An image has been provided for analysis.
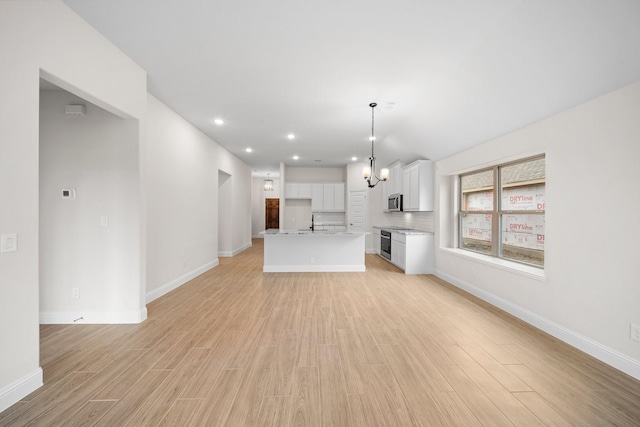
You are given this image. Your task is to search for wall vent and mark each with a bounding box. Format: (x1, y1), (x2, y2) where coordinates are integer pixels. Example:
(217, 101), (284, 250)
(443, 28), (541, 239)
(65, 104), (86, 116)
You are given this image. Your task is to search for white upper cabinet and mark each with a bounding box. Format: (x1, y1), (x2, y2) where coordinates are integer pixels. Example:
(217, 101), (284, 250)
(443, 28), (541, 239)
(323, 183), (335, 209)
(285, 182), (299, 198)
(388, 161), (404, 195)
(298, 183), (312, 198)
(287, 182), (344, 211)
(285, 182), (313, 199)
(311, 183), (324, 211)
(320, 183), (344, 211)
(401, 160), (434, 211)
(333, 183), (345, 211)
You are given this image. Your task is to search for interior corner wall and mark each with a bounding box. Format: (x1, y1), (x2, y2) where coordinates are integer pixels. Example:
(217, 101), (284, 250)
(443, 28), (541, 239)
(39, 90), (140, 323)
(0, 0), (147, 412)
(434, 80), (640, 379)
(218, 170), (233, 255)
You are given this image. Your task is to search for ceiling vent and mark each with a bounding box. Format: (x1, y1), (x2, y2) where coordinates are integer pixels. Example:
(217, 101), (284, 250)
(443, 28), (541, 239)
(65, 104), (86, 116)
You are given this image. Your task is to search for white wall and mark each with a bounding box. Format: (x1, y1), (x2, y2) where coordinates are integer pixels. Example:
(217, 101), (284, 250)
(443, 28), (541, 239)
(1, 1), (253, 411)
(145, 94), (252, 300)
(284, 200), (313, 230)
(435, 80), (640, 379)
(145, 94), (218, 300)
(39, 90), (140, 323)
(0, 0), (147, 412)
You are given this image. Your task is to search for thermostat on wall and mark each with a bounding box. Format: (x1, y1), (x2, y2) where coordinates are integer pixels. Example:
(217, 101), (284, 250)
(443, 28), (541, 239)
(62, 188), (76, 199)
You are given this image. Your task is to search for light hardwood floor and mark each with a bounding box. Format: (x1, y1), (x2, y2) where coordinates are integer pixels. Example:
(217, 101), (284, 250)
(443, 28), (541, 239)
(2, 239), (640, 426)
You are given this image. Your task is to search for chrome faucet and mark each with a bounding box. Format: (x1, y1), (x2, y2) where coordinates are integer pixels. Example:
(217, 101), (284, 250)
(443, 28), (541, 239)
(311, 214), (315, 232)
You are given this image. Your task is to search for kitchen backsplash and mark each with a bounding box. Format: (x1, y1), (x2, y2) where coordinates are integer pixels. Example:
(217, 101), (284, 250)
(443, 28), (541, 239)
(384, 211), (434, 232)
(315, 211), (345, 225)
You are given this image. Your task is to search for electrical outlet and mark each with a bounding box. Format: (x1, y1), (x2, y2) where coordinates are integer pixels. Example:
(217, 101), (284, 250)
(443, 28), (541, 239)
(631, 324), (640, 342)
(72, 288), (80, 298)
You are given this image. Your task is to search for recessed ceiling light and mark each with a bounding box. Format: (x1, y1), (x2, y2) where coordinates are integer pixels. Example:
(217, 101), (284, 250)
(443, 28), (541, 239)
(351, 156), (358, 161)
(214, 118), (224, 125)
(245, 148), (253, 153)
(293, 155), (299, 160)
(287, 133), (295, 140)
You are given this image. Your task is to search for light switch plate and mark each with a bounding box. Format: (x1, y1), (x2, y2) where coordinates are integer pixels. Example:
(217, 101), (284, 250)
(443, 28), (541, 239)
(1, 234), (18, 253)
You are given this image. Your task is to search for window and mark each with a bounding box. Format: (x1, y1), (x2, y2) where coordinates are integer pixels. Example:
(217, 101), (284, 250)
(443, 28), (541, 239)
(460, 156), (545, 267)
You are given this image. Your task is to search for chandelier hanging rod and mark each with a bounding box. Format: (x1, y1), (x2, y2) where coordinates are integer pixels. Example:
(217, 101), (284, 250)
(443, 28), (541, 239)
(363, 102), (389, 188)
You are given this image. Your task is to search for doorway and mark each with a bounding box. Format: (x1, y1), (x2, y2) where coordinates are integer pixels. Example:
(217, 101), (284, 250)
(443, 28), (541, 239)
(39, 79), (140, 323)
(218, 170), (232, 256)
(265, 198), (279, 230)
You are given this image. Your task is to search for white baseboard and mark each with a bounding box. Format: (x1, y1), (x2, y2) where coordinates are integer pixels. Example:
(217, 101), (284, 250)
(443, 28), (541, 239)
(0, 368), (43, 413)
(435, 269), (640, 381)
(219, 241), (252, 258)
(40, 307), (147, 324)
(252, 234), (264, 239)
(146, 259), (219, 304)
(263, 265), (366, 273)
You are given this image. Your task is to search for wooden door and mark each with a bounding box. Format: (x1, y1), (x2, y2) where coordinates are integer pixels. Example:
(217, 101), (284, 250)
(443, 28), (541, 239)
(265, 198), (279, 230)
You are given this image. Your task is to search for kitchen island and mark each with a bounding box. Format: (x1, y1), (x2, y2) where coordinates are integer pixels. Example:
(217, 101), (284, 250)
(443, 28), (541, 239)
(262, 229), (366, 272)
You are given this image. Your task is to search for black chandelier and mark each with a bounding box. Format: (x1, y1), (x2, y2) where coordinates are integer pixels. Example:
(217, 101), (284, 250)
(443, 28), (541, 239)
(362, 102), (389, 188)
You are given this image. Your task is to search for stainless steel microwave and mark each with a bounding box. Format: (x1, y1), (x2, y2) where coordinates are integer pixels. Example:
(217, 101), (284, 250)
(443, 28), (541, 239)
(388, 193), (403, 211)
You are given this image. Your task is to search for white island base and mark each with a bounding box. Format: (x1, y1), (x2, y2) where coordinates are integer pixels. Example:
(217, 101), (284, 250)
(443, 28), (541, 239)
(262, 229), (366, 272)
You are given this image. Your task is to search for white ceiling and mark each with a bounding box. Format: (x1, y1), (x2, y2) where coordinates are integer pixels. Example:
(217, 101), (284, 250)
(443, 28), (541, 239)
(62, 0), (640, 175)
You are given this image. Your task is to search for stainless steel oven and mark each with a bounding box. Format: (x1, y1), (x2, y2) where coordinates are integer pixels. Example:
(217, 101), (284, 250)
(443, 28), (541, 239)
(380, 230), (391, 260)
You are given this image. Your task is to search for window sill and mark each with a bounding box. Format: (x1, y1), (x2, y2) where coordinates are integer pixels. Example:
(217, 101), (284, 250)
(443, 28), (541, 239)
(439, 247), (546, 282)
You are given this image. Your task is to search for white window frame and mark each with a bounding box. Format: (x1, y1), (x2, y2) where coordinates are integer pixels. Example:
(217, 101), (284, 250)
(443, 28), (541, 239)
(458, 155), (545, 268)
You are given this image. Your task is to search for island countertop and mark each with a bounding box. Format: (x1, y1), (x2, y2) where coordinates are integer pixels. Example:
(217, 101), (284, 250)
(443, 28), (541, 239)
(262, 229), (366, 272)
(261, 228), (364, 236)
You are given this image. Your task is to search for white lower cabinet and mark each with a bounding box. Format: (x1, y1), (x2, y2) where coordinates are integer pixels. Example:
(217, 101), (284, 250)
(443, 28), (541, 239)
(391, 237), (399, 266)
(390, 232), (433, 274)
(372, 228), (381, 254)
(398, 241), (406, 270)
